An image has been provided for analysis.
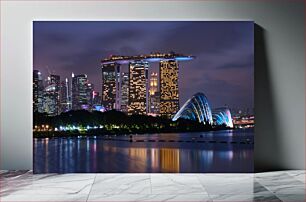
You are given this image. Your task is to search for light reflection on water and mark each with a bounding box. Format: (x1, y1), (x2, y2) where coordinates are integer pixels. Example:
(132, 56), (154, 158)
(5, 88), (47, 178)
(34, 129), (254, 173)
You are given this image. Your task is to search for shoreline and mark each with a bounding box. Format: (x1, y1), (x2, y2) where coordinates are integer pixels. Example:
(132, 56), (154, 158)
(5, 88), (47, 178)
(32, 127), (251, 138)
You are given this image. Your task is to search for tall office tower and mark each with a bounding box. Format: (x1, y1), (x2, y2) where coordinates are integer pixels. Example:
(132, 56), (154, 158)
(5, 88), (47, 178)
(33, 70), (44, 113)
(159, 60), (179, 118)
(120, 72), (129, 113)
(148, 72), (160, 115)
(72, 74), (89, 110)
(59, 78), (69, 113)
(149, 72), (158, 95)
(86, 83), (94, 110)
(43, 74), (61, 116)
(43, 91), (57, 116)
(50, 74), (61, 114)
(70, 73), (74, 110)
(101, 63), (120, 110)
(65, 78), (72, 111)
(128, 61), (149, 115)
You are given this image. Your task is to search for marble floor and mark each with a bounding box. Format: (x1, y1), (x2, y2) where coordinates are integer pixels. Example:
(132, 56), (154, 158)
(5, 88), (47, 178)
(0, 170), (305, 202)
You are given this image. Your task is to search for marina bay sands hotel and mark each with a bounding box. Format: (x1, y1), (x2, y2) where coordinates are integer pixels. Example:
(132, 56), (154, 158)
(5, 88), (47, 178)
(101, 52), (194, 118)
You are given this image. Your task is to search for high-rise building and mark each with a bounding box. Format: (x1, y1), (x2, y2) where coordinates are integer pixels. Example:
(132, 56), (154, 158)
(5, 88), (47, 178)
(86, 83), (94, 110)
(70, 73), (74, 110)
(33, 70), (44, 113)
(101, 63), (119, 110)
(159, 60), (179, 118)
(148, 72), (160, 115)
(50, 75), (61, 114)
(66, 77), (72, 111)
(149, 72), (158, 95)
(59, 78), (69, 113)
(72, 74), (89, 110)
(43, 91), (58, 116)
(128, 61), (149, 115)
(43, 74), (61, 116)
(101, 52), (194, 116)
(120, 72), (129, 113)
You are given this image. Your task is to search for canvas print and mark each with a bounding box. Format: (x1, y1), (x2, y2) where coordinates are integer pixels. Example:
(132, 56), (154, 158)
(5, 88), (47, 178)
(33, 21), (254, 173)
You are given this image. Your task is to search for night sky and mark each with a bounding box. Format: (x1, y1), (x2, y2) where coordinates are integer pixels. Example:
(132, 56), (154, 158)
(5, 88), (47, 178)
(33, 21), (254, 110)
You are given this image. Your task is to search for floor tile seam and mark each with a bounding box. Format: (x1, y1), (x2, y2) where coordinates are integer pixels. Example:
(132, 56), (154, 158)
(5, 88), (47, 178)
(149, 174), (153, 195)
(86, 174), (97, 202)
(254, 176), (305, 187)
(254, 180), (306, 196)
(193, 175), (211, 199)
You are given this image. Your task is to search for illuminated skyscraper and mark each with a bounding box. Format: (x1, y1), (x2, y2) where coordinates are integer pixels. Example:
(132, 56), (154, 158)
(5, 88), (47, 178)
(101, 52), (194, 115)
(70, 73), (74, 110)
(59, 78), (69, 113)
(148, 72), (160, 115)
(128, 61), (149, 115)
(49, 74), (60, 115)
(43, 74), (60, 116)
(101, 63), (119, 110)
(43, 91), (57, 116)
(159, 60), (179, 118)
(120, 72), (129, 113)
(33, 70), (44, 113)
(72, 74), (89, 110)
(149, 72), (158, 95)
(86, 83), (94, 110)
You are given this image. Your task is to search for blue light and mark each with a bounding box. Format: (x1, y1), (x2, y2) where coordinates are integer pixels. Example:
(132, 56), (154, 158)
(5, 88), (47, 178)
(94, 105), (102, 111)
(116, 60), (131, 65)
(175, 57), (194, 61)
(101, 54), (194, 65)
(146, 58), (163, 62)
(81, 104), (89, 110)
(94, 105), (105, 112)
(173, 92), (213, 125)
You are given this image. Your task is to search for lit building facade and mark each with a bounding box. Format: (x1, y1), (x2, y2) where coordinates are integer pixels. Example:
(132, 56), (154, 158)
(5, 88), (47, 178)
(43, 74), (61, 116)
(33, 70), (44, 113)
(86, 83), (94, 110)
(101, 52), (194, 117)
(101, 63), (119, 110)
(43, 87), (58, 116)
(148, 72), (160, 115)
(120, 72), (129, 113)
(72, 74), (89, 110)
(59, 79), (70, 113)
(159, 60), (179, 118)
(128, 61), (149, 115)
(149, 72), (158, 95)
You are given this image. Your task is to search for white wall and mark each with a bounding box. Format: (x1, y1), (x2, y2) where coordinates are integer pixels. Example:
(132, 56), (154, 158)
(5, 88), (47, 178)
(1, 0), (304, 170)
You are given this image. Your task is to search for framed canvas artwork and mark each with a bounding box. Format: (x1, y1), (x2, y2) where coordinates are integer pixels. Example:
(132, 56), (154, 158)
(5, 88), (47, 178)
(33, 21), (254, 173)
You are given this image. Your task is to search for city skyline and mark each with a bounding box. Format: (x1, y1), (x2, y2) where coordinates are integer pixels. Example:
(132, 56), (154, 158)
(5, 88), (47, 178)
(33, 66), (253, 117)
(33, 52), (193, 117)
(34, 21), (254, 110)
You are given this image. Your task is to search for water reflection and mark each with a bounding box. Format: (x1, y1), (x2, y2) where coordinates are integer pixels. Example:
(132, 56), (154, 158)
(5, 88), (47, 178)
(34, 129), (254, 173)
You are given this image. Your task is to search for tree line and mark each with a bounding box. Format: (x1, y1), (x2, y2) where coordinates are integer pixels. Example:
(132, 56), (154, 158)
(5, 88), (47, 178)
(33, 110), (230, 138)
